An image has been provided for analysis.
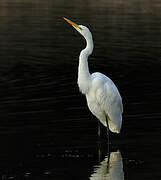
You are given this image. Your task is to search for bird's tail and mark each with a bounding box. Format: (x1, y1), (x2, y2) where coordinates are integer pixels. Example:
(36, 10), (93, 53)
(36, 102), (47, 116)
(108, 117), (122, 134)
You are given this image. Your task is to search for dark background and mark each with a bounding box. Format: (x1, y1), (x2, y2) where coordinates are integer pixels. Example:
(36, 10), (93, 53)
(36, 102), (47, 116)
(0, 0), (161, 179)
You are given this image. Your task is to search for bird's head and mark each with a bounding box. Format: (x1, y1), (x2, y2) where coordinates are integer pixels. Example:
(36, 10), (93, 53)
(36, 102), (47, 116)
(64, 17), (92, 40)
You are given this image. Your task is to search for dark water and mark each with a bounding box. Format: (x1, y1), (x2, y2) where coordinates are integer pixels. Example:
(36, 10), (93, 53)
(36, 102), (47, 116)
(0, 0), (161, 179)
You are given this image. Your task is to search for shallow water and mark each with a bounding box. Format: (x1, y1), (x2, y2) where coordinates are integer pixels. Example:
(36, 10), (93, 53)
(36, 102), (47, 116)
(0, 0), (161, 179)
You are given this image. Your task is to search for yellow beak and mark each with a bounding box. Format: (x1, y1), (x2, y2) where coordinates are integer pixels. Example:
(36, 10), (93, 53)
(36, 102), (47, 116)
(63, 17), (82, 30)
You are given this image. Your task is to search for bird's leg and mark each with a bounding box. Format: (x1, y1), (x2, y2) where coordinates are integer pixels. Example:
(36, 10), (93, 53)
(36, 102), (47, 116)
(97, 121), (102, 163)
(98, 146), (101, 163)
(107, 151), (111, 170)
(98, 121), (101, 138)
(106, 117), (110, 167)
(106, 119), (110, 143)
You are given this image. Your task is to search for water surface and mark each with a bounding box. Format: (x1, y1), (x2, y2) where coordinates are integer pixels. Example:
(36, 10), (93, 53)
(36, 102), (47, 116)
(0, 0), (161, 179)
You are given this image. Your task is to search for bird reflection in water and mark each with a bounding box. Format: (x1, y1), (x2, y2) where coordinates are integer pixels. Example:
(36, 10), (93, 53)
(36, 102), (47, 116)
(90, 151), (124, 180)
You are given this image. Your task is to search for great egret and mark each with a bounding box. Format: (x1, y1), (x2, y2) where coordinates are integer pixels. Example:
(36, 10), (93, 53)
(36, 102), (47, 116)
(64, 17), (123, 140)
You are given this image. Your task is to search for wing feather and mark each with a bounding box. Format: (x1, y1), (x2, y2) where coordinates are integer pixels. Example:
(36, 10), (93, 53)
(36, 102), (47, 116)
(93, 73), (123, 133)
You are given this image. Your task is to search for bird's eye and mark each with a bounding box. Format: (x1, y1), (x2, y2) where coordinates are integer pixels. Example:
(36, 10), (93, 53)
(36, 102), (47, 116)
(79, 26), (83, 31)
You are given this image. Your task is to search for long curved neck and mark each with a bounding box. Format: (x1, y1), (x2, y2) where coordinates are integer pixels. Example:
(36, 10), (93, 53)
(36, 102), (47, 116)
(77, 33), (93, 94)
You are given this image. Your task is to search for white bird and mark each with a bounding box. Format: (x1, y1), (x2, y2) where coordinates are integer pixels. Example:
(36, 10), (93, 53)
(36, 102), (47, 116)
(64, 17), (123, 138)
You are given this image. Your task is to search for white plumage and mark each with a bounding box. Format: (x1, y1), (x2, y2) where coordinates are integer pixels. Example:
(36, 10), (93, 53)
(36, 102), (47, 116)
(86, 72), (123, 133)
(64, 18), (123, 134)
